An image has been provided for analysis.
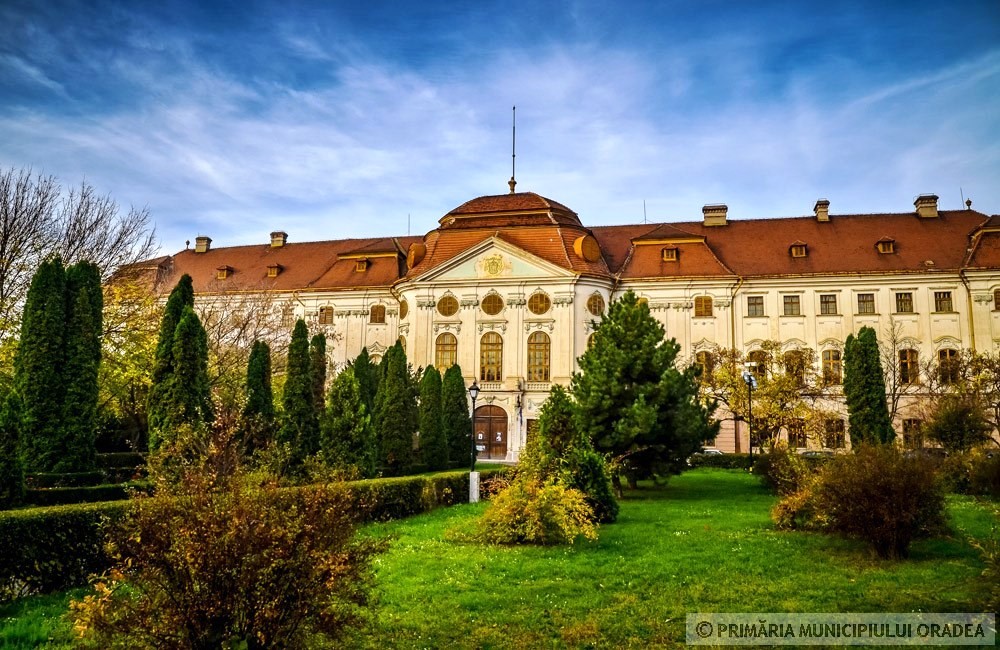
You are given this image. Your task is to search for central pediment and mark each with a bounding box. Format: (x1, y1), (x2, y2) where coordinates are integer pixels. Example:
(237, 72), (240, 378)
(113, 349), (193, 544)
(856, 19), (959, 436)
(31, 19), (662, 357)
(408, 236), (576, 283)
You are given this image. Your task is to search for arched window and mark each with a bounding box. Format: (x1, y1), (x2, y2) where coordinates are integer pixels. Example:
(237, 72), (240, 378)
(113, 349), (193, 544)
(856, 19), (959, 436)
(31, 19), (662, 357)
(527, 292), (551, 315)
(695, 350), (715, 381)
(398, 335), (406, 350)
(587, 333), (596, 349)
(526, 332), (551, 382)
(435, 333), (457, 370)
(481, 293), (504, 315)
(747, 350), (767, 381)
(899, 349), (919, 384)
(369, 304), (386, 324)
(437, 295), (459, 317)
(480, 332), (503, 381)
(822, 350), (842, 385)
(694, 296), (713, 318)
(587, 293), (605, 316)
(938, 348), (959, 384)
(783, 350), (806, 387)
(399, 299), (409, 320)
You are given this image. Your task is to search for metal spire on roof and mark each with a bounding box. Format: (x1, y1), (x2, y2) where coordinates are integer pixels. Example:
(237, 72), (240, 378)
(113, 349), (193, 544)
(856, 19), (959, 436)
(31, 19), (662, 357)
(508, 106), (517, 194)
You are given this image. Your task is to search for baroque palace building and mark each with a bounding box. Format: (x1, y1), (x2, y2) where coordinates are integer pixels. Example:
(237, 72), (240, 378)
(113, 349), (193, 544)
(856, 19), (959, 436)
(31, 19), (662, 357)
(142, 188), (1000, 460)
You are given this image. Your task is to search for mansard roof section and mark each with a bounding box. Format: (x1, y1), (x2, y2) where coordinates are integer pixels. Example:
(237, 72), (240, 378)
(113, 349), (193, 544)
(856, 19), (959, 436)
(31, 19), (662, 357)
(620, 225), (736, 279)
(403, 225), (611, 280)
(153, 236), (420, 295)
(965, 215), (1000, 270)
(439, 192), (583, 229)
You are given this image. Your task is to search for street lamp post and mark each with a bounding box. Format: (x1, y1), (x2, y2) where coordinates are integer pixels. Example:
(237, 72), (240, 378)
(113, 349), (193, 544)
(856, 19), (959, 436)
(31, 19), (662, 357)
(468, 380), (480, 503)
(742, 364), (757, 466)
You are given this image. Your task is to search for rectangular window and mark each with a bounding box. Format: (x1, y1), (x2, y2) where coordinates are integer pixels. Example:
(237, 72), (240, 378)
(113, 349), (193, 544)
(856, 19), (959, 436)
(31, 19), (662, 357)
(694, 296), (713, 318)
(857, 293), (875, 314)
(783, 295), (801, 316)
(823, 419), (845, 449)
(934, 291), (953, 312)
(899, 349), (919, 384)
(746, 296), (764, 317)
(902, 419), (923, 449)
(895, 292), (914, 313)
(994, 289), (1000, 310)
(820, 294), (837, 315)
(787, 420), (807, 448)
(318, 306), (334, 325)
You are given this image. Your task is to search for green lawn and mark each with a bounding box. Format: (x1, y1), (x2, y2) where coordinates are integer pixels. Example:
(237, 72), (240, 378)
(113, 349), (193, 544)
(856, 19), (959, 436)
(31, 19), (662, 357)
(2, 469), (995, 649)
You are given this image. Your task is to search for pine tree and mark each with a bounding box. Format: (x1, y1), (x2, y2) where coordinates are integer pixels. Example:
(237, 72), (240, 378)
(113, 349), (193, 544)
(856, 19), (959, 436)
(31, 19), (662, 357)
(242, 340), (275, 455)
(319, 366), (375, 477)
(572, 290), (717, 492)
(351, 348), (379, 418)
(60, 261), (103, 472)
(374, 342), (417, 476)
(280, 320), (318, 466)
(441, 364), (472, 469)
(14, 257), (67, 472)
(158, 306), (214, 439)
(0, 393), (24, 507)
(843, 326), (895, 446)
(309, 334), (327, 413)
(418, 366), (447, 470)
(148, 275), (194, 447)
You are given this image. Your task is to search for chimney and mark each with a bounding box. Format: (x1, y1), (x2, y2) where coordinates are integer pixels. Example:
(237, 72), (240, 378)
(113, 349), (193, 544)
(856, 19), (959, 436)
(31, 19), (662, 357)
(194, 236), (212, 253)
(914, 194), (939, 218)
(702, 204), (728, 227)
(270, 231), (288, 248)
(814, 199), (830, 222)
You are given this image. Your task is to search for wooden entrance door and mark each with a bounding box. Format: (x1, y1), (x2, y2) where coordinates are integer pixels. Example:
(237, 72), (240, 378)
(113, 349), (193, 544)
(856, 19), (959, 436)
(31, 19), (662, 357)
(474, 405), (508, 460)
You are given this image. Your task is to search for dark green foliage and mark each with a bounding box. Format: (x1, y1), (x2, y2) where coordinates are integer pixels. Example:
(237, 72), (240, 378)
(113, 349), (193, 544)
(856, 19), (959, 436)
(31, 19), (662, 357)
(24, 482), (148, 507)
(418, 366), (448, 471)
(26, 471), (105, 488)
(14, 257), (67, 472)
(309, 333), (327, 412)
(147, 275), (194, 442)
(843, 327), (895, 446)
(0, 395), (24, 507)
(521, 386), (618, 523)
(441, 364), (472, 468)
(923, 394), (992, 453)
(374, 342), (417, 476)
(60, 261), (103, 472)
(813, 445), (947, 559)
(157, 306), (213, 438)
(572, 290), (717, 489)
(686, 453), (753, 469)
(320, 367), (376, 477)
(351, 348), (379, 418)
(0, 500), (130, 602)
(242, 340), (275, 455)
(280, 320), (318, 467)
(752, 443), (812, 496)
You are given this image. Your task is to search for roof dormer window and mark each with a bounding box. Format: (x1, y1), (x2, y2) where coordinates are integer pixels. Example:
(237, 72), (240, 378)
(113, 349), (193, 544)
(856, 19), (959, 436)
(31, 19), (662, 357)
(789, 243), (808, 258)
(661, 246), (678, 262)
(355, 259), (369, 272)
(216, 265), (233, 280)
(267, 264), (282, 278)
(876, 238), (895, 254)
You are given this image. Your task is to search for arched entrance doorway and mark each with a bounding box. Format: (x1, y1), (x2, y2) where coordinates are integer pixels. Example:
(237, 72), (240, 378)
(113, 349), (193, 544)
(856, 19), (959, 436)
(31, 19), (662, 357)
(474, 405), (508, 460)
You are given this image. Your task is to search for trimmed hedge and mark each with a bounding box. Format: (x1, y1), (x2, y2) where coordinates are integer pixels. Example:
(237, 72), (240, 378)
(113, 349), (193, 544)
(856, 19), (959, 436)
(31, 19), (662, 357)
(96, 452), (145, 469)
(25, 482), (152, 507)
(26, 471), (105, 488)
(687, 453), (753, 469)
(0, 468), (505, 602)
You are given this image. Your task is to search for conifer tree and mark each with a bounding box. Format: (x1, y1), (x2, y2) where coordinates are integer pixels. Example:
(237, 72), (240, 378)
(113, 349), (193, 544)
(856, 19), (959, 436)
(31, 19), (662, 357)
(572, 290), (717, 493)
(374, 342), (417, 475)
(0, 393), (24, 507)
(14, 257), (67, 472)
(319, 366), (375, 477)
(158, 306), (213, 439)
(60, 261), (103, 471)
(418, 366), (447, 470)
(280, 320), (318, 466)
(351, 348), (379, 418)
(309, 334), (327, 413)
(441, 364), (472, 469)
(242, 340), (275, 455)
(843, 326), (895, 446)
(148, 275), (194, 446)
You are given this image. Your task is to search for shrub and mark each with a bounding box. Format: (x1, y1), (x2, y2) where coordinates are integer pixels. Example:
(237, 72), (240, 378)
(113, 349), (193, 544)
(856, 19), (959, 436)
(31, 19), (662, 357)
(687, 453), (752, 469)
(26, 471), (105, 488)
(939, 449), (1000, 497)
(812, 444), (947, 559)
(72, 474), (385, 649)
(474, 479), (597, 545)
(25, 483), (150, 507)
(753, 443), (810, 496)
(969, 451), (1000, 498)
(966, 503), (1000, 616)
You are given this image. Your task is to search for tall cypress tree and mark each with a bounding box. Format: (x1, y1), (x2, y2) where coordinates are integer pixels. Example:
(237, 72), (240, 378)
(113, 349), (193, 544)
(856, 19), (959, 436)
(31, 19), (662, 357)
(280, 320), (318, 466)
(309, 334), (327, 413)
(844, 326), (895, 446)
(418, 366), (447, 470)
(441, 364), (472, 469)
(351, 348), (378, 418)
(374, 342), (417, 475)
(14, 257), (67, 472)
(60, 261), (103, 472)
(319, 366), (375, 477)
(243, 340), (275, 455)
(148, 275), (195, 446)
(158, 306), (214, 439)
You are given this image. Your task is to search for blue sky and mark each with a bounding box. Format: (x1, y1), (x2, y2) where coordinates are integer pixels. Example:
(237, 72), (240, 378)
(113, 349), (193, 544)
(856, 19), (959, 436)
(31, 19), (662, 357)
(2, 0), (998, 254)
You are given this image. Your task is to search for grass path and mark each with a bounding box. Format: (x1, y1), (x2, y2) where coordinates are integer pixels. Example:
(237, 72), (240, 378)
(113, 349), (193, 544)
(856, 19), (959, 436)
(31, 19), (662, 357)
(2, 469), (994, 649)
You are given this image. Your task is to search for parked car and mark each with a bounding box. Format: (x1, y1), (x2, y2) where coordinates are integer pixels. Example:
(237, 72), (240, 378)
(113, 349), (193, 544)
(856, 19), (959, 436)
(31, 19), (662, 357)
(799, 449), (837, 459)
(903, 447), (949, 462)
(687, 448), (724, 466)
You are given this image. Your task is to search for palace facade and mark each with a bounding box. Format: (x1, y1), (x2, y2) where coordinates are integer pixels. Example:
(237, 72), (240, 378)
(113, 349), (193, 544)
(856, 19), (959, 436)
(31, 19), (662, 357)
(143, 189), (1000, 460)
